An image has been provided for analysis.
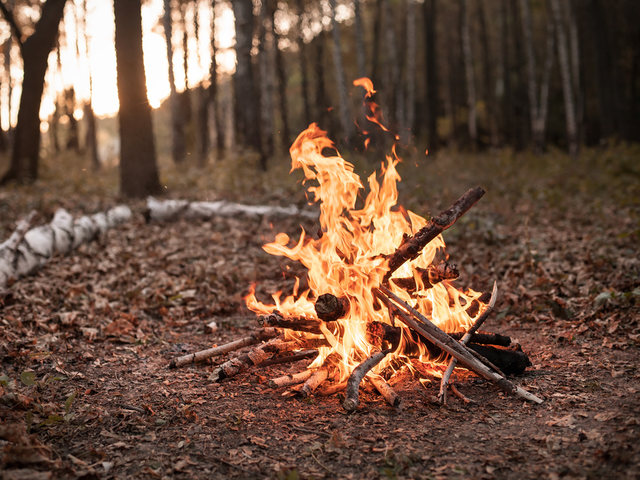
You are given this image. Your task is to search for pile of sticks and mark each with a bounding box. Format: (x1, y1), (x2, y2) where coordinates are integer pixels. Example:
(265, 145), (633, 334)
(169, 187), (543, 409)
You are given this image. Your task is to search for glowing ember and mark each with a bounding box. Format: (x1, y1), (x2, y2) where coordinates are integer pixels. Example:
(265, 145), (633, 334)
(245, 79), (485, 386)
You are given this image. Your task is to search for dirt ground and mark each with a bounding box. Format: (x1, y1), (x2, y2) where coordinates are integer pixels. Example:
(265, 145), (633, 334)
(1, 148), (639, 479)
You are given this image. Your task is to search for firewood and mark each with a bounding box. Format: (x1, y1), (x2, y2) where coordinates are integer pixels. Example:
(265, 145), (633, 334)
(168, 328), (278, 368)
(299, 368), (329, 397)
(269, 369), (314, 388)
(369, 376), (401, 408)
(383, 187), (485, 282)
(375, 286), (543, 404)
(343, 350), (389, 411)
(257, 311), (336, 334)
(258, 349), (318, 367)
(314, 293), (350, 321)
(440, 282), (497, 404)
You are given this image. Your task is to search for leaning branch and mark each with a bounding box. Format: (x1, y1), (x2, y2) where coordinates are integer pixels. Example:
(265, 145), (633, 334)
(384, 187), (485, 281)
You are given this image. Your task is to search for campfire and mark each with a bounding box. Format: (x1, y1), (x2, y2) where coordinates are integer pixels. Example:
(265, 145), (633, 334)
(170, 79), (542, 409)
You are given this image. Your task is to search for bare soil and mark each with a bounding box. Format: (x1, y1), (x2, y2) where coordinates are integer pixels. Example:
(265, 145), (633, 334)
(1, 148), (639, 479)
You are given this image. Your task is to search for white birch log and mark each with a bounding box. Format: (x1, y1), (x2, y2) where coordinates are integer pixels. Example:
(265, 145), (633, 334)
(0, 206), (131, 288)
(145, 197), (317, 222)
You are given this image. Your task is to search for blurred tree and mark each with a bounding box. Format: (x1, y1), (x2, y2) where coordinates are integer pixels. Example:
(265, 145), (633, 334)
(460, 0), (477, 148)
(477, 1), (498, 147)
(257, 0), (274, 157)
(163, 0), (186, 163)
(403, 0), (416, 143)
(209, 0), (223, 154)
(520, 0), (554, 152)
(353, 0), (366, 79)
(113, 0), (161, 197)
(0, 0), (67, 184)
(423, 0), (438, 152)
(328, 0), (354, 143)
(81, 0), (99, 170)
(232, 0), (264, 167)
(294, 0), (311, 126)
(270, 0), (290, 148)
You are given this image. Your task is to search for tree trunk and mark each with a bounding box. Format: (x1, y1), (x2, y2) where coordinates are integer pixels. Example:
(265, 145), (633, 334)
(423, 0), (438, 152)
(64, 87), (80, 151)
(114, 0), (162, 197)
(270, 0), (290, 149)
(257, 0), (274, 157)
(460, 0), (477, 148)
(163, 0), (186, 163)
(370, 0), (383, 86)
(81, 0), (99, 170)
(232, 0), (264, 167)
(1, 0), (67, 184)
(180, 1), (192, 125)
(478, 1), (499, 147)
(192, 1), (208, 167)
(209, 0), (224, 155)
(294, 0), (311, 126)
(499, 0), (514, 147)
(403, 0), (416, 143)
(383, 0), (402, 132)
(566, 0), (583, 144)
(328, 0), (354, 144)
(353, 0), (366, 78)
(550, 0), (578, 157)
(3, 37), (12, 136)
(314, 31), (330, 131)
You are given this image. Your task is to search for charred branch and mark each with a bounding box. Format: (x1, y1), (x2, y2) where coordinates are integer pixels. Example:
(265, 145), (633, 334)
(343, 350), (389, 411)
(299, 368), (329, 397)
(269, 369), (314, 388)
(383, 187), (485, 281)
(369, 376), (401, 407)
(390, 262), (459, 292)
(257, 311), (336, 335)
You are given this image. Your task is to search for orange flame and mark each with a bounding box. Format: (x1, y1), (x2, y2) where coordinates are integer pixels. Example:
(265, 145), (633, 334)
(246, 81), (482, 382)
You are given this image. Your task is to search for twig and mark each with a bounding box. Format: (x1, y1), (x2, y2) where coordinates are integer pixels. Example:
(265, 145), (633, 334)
(369, 376), (401, 408)
(375, 286), (543, 404)
(168, 328), (278, 368)
(343, 350), (389, 411)
(439, 282), (497, 404)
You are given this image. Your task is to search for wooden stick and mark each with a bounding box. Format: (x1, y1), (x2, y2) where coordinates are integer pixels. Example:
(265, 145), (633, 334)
(317, 381), (348, 396)
(269, 369), (314, 388)
(299, 368), (329, 397)
(168, 328), (278, 368)
(258, 311), (336, 334)
(258, 349), (318, 368)
(375, 286), (543, 404)
(390, 262), (459, 292)
(450, 384), (474, 404)
(384, 187), (485, 281)
(343, 350), (389, 411)
(369, 376), (401, 408)
(439, 282), (497, 404)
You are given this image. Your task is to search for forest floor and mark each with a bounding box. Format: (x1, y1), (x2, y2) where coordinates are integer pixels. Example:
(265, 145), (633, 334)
(1, 145), (639, 479)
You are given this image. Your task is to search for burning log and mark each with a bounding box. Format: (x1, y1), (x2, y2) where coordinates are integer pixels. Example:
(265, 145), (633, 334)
(376, 286), (543, 404)
(383, 187), (485, 282)
(168, 328), (278, 368)
(257, 311), (337, 334)
(258, 349), (318, 367)
(314, 293), (350, 321)
(343, 350), (390, 411)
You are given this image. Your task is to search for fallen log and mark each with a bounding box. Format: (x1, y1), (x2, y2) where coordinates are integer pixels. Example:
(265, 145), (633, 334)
(145, 197), (317, 222)
(0, 206), (131, 289)
(384, 187), (485, 282)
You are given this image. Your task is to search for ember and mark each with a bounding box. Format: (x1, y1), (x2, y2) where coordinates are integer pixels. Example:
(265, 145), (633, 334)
(170, 79), (542, 409)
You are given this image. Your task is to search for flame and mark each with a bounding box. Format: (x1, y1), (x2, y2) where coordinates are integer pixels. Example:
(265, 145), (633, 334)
(246, 79), (482, 383)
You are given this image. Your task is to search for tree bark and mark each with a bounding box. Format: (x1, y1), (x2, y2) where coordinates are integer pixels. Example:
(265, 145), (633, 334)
(550, 0), (578, 157)
(460, 0), (477, 148)
(114, 0), (162, 197)
(403, 0), (416, 143)
(294, 0), (311, 126)
(353, 0), (366, 78)
(270, 0), (290, 149)
(423, 0), (438, 152)
(209, 0), (224, 154)
(257, 0), (275, 158)
(232, 0), (264, 167)
(163, 0), (186, 163)
(81, 0), (99, 170)
(0, 0), (67, 184)
(478, 1), (499, 147)
(313, 31), (330, 131)
(328, 0), (354, 144)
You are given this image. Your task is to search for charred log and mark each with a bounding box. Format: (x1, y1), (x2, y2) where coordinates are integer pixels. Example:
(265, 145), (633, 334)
(315, 293), (350, 321)
(390, 261), (459, 292)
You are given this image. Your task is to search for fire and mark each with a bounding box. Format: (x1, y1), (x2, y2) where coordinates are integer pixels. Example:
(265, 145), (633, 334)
(245, 79), (483, 385)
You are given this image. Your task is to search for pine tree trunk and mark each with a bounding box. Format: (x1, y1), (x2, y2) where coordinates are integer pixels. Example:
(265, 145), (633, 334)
(478, 1), (499, 147)
(403, 0), (416, 143)
(64, 87), (80, 151)
(383, 0), (402, 132)
(371, 0), (383, 86)
(423, 0), (438, 152)
(328, 0), (354, 143)
(209, 0), (224, 155)
(3, 37), (12, 136)
(500, 0), (514, 147)
(1, 0), (67, 184)
(180, 1), (192, 124)
(460, 0), (477, 148)
(353, 0), (366, 78)
(114, 0), (161, 197)
(550, 0), (578, 157)
(314, 31), (330, 131)
(232, 0), (264, 167)
(270, 0), (290, 148)
(294, 0), (311, 126)
(163, 0), (186, 163)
